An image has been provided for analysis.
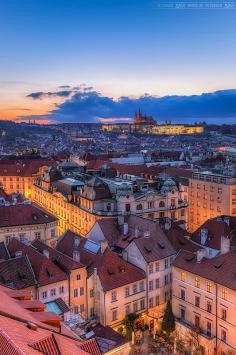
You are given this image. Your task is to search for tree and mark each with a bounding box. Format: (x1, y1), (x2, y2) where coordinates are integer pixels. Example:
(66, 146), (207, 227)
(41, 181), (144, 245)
(123, 312), (139, 341)
(161, 300), (175, 334)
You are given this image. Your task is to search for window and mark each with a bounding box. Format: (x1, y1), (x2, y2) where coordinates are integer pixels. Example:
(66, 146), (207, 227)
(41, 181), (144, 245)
(149, 297), (153, 308)
(139, 281), (144, 292)
(149, 280), (153, 291)
(51, 229), (56, 238)
(149, 264), (153, 274)
(41, 291), (47, 299)
(222, 288), (227, 300)
(180, 289), (185, 300)
(195, 315), (200, 328)
(136, 203), (142, 211)
(90, 289), (94, 298)
(156, 278), (160, 289)
(148, 201), (154, 209)
(76, 274), (81, 280)
(133, 284), (137, 294)
(74, 289), (78, 298)
(156, 295), (160, 306)
(207, 322), (212, 337)
(125, 286), (130, 297)
(80, 287), (84, 296)
(112, 310), (118, 321)
(207, 301), (212, 313)
(80, 304), (85, 313)
(35, 232), (41, 240)
(74, 306), (79, 314)
(195, 296), (200, 307)
(164, 274), (169, 286)
(140, 299), (145, 310)
(159, 201), (165, 208)
(180, 308), (185, 320)
(195, 277), (200, 288)
(19, 233), (26, 241)
(221, 329), (227, 343)
(59, 286), (64, 294)
(111, 291), (117, 302)
(155, 262), (160, 272)
(90, 308), (95, 317)
(164, 259), (169, 269)
(125, 305), (130, 315)
(207, 282), (212, 293)
(133, 302), (138, 312)
(50, 288), (56, 297)
(221, 308), (227, 321)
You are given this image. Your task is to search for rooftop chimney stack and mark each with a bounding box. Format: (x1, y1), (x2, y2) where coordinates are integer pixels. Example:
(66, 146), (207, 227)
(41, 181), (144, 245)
(197, 249), (205, 263)
(221, 235), (230, 254)
(73, 250), (80, 262)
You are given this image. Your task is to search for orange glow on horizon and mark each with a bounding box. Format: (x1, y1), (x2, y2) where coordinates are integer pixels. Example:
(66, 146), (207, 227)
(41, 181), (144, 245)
(100, 117), (132, 123)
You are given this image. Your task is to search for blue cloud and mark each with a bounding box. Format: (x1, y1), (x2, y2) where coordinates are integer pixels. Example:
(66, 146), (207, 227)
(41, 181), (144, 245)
(47, 88), (236, 124)
(24, 88), (236, 124)
(26, 90), (73, 99)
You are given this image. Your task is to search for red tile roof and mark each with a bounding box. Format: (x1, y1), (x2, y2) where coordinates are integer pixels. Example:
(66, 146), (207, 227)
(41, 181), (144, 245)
(191, 216), (236, 250)
(57, 231), (146, 291)
(173, 249), (236, 291)
(32, 239), (84, 271)
(0, 204), (57, 228)
(8, 239), (67, 287)
(0, 158), (55, 177)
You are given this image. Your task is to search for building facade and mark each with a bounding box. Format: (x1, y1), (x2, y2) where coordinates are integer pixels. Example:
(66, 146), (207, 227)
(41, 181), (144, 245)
(189, 170), (236, 232)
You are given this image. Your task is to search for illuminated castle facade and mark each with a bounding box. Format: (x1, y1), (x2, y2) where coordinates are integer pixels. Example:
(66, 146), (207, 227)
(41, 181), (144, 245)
(102, 110), (204, 135)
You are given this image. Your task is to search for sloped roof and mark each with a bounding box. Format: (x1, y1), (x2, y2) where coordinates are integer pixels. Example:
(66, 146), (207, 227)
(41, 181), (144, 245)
(0, 204), (57, 228)
(8, 239), (67, 287)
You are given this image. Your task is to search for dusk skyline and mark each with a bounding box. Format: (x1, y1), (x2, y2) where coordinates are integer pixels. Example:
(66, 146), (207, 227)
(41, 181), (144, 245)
(1, 0), (236, 123)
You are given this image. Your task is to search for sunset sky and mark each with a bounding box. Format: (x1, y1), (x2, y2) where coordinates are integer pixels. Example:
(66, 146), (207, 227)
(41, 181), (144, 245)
(0, 0), (236, 123)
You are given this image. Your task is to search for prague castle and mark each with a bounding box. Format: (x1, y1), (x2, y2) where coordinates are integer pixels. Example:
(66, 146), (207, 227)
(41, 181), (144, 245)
(102, 110), (204, 135)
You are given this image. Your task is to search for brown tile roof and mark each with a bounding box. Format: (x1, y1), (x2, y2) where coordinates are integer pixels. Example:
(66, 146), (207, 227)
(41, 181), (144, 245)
(191, 216), (236, 250)
(0, 204), (57, 228)
(32, 239), (84, 271)
(57, 231), (146, 291)
(0, 256), (36, 289)
(96, 218), (121, 246)
(164, 222), (199, 253)
(8, 239), (67, 287)
(127, 216), (176, 262)
(0, 158), (55, 177)
(173, 249), (236, 291)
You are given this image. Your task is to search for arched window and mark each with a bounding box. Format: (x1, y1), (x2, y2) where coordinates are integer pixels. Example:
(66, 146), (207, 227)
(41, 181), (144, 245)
(159, 201), (165, 208)
(136, 203), (142, 211)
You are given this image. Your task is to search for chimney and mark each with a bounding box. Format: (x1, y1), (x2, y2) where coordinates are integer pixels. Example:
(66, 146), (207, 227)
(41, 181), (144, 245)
(144, 230), (150, 238)
(73, 250), (80, 262)
(200, 228), (208, 245)
(197, 249), (205, 263)
(135, 226), (141, 238)
(15, 251), (23, 258)
(164, 219), (172, 231)
(123, 222), (128, 236)
(223, 216), (230, 226)
(221, 235), (230, 254)
(118, 215), (125, 226)
(101, 240), (108, 254)
(122, 250), (128, 261)
(43, 249), (50, 259)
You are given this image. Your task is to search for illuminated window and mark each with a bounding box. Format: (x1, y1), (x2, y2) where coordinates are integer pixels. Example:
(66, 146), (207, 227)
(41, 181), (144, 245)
(222, 288), (227, 300)
(207, 282), (212, 293)
(180, 272), (185, 282)
(195, 277), (200, 288)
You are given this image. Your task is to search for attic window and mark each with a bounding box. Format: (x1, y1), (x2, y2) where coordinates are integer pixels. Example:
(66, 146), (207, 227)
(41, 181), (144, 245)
(177, 238), (186, 246)
(46, 268), (54, 278)
(185, 256), (195, 262)
(107, 268), (115, 276)
(214, 262), (224, 269)
(32, 214), (38, 221)
(18, 271), (26, 280)
(157, 242), (165, 249)
(144, 245), (151, 253)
